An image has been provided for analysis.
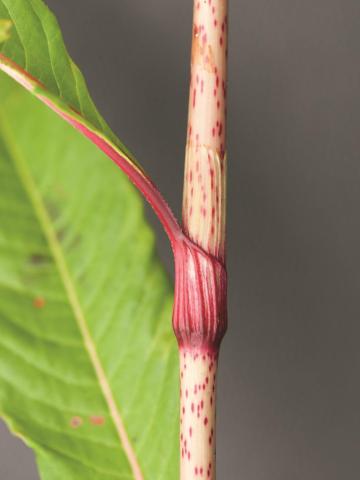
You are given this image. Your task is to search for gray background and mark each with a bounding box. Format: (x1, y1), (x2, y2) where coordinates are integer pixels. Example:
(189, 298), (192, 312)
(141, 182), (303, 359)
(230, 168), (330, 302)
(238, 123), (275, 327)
(1, 0), (360, 478)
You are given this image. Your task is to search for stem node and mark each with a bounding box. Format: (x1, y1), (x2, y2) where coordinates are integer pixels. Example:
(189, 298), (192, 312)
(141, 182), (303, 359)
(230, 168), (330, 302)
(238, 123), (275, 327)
(173, 236), (227, 353)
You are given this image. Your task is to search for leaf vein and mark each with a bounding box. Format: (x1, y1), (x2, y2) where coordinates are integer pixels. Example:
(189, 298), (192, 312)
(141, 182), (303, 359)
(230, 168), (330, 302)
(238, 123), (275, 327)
(0, 112), (143, 480)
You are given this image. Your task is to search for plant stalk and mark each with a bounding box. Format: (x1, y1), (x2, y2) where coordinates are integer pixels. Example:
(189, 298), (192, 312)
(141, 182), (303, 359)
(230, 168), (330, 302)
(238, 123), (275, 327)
(182, 0), (228, 262)
(174, 0), (228, 478)
(179, 349), (218, 479)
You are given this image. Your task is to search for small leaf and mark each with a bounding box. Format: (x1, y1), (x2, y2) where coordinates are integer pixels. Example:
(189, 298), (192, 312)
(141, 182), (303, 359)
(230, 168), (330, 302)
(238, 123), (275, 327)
(0, 73), (178, 478)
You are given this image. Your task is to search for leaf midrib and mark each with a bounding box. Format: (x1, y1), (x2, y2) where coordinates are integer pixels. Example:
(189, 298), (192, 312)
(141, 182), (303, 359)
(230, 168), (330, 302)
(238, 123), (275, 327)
(0, 110), (143, 480)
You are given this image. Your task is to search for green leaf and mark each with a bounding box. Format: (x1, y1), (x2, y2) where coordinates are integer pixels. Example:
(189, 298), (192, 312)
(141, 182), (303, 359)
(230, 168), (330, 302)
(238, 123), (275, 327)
(0, 72), (178, 479)
(0, 0), (126, 154)
(0, 0), (180, 241)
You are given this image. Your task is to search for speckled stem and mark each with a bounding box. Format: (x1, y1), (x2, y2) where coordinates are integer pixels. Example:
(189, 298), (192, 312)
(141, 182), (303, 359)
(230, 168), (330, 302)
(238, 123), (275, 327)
(180, 349), (218, 480)
(175, 1), (228, 478)
(182, 0), (228, 262)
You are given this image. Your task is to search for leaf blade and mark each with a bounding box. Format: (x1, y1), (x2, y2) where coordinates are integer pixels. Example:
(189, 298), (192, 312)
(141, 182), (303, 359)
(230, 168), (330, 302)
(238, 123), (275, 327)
(0, 111), (145, 479)
(0, 73), (178, 479)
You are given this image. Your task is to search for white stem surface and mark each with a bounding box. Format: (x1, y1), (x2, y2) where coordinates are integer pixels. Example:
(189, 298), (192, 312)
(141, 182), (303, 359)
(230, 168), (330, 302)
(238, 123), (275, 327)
(180, 349), (218, 479)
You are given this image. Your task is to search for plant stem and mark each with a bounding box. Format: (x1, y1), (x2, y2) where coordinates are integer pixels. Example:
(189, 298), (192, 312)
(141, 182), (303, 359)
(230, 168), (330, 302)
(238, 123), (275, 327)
(179, 349), (218, 479)
(174, 0), (228, 478)
(173, 237), (226, 479)
(182, 0), (228, 263)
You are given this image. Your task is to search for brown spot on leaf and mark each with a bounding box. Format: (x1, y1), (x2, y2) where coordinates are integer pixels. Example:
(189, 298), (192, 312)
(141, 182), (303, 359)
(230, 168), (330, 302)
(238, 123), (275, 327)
(33, 297), (45, 309)
(45, 199), (61, 221)
(70, 416), (83, 428)
(89, 415), (105, 426)
(56, 228), (66, 242)
(29, 254), (48, 266)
